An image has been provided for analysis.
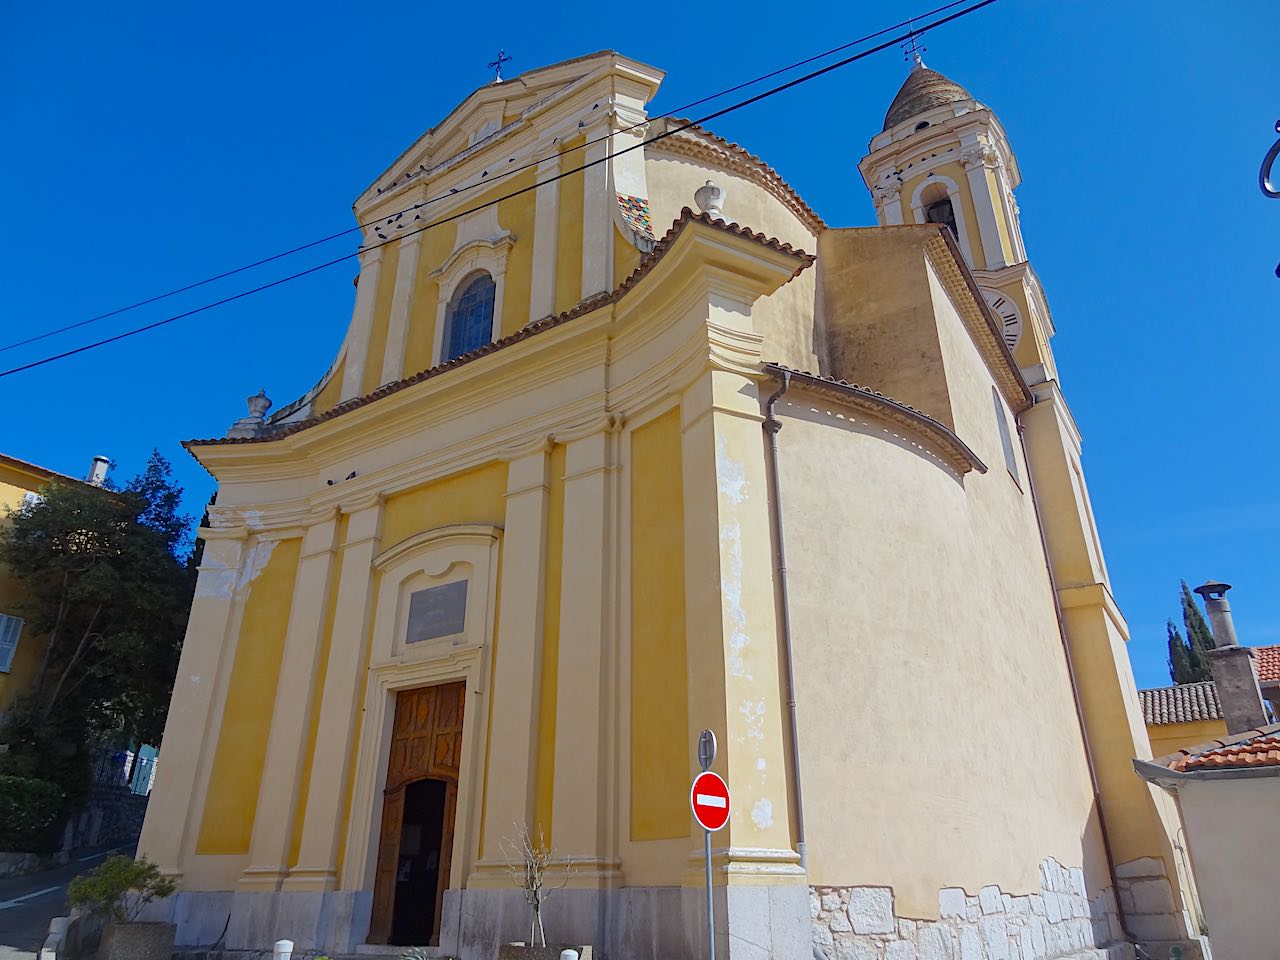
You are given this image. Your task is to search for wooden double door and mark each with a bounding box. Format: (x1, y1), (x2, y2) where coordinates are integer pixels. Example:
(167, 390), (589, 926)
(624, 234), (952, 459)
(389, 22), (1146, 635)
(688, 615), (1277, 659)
(368, 681), (466, 946)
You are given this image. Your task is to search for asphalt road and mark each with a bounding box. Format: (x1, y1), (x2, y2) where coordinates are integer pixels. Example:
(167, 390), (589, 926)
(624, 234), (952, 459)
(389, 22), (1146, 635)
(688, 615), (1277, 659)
(0, 845), (133, 960)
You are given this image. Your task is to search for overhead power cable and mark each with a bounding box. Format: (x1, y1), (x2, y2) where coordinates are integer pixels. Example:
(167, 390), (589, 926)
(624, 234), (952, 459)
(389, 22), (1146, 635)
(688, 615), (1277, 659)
(0, 0), (978, 358)
(0, 0), (997, 380)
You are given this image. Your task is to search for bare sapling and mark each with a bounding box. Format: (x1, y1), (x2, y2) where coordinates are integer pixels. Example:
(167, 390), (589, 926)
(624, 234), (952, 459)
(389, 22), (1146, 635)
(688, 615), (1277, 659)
(501, 823), (574, 947)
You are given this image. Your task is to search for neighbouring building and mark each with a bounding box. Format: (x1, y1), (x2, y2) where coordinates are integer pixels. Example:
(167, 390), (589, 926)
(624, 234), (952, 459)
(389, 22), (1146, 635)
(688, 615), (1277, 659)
(0, 452), (110, 716)
(139, 52), (1207, 959)
(1140, 652), (1280, 758)
(1134, 724), (1280, 960)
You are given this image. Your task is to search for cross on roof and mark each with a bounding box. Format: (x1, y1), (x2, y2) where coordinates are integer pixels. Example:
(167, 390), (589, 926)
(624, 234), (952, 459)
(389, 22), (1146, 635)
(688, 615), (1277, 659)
(901, 25), (926, 68)
(488, 49), (513, 84)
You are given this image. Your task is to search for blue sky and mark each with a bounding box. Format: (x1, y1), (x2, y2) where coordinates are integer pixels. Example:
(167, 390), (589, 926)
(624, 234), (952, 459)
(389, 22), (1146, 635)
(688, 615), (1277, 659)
(1, 1), (1276, 689)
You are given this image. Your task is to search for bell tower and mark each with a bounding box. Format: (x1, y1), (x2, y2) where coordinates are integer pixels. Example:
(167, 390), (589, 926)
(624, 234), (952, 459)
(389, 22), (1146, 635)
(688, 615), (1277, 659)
(858, 59), (1055, 380)
(859, 59), (1210, 957)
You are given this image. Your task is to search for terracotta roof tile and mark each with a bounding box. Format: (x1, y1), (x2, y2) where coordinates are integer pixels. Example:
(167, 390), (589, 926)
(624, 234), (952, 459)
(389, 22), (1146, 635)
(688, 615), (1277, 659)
(1255, 644), (1280, 684)
(186, 209), (813, 450)
(1138, 681), (1223, 725)
(883, 65), (974, 131)
(1171, 733), (1280, 772)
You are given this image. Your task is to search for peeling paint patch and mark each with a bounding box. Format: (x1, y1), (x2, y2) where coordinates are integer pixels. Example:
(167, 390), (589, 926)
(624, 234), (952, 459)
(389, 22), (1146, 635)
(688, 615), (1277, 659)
(751, 797), (773, 829)
(739, 698), (766, 742)
(757, 757), (767, 771)
(716, 433), (748, 505)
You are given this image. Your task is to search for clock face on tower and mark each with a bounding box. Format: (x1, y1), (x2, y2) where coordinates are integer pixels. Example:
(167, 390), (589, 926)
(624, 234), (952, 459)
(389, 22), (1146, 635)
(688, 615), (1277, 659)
(981, 287), (1023, 350)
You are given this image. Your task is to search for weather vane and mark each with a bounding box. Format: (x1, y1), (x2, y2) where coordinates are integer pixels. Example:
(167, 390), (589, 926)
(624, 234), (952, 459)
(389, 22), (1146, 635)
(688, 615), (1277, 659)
(1262, 120), (1280, 277)
(488, 49), (513, 84)
(902, 22), (926, 67)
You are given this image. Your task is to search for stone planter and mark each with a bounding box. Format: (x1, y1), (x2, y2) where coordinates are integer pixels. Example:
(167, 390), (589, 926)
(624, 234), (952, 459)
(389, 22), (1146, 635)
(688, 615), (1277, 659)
(497, 943), (592, 960)
(99, 919), (176, 960)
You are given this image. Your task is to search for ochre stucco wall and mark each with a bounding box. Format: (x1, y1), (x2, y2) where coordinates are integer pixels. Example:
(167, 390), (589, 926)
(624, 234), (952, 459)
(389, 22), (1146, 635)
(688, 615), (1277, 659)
(644, 151), (822, 372)
(778, 251), (1105, 917)
(1147, 719), (1227, 761)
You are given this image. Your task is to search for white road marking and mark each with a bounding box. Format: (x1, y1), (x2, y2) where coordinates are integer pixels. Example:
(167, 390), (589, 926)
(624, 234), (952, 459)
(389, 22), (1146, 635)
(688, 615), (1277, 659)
(0, 886), (61, 911)
(77, 844), (128, 863)
(695, 794), (727, 808)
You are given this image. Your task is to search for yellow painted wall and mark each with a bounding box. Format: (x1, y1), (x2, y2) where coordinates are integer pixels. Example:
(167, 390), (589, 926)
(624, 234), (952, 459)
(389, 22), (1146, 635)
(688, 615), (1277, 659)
(405, 218), (455, 376)
(0, 466), (77, 713)
(554, 136), (585, 315)
(628, 408), (690, 842)
(534, 444), (566, 843)
(902, 160), (988, 269)
(196, 537), (302, 855)
(1146, 719), (1228, 764)
(380, 463), (509, 552)
(311, 358), (346, 417)
(613, 227), (641, 288)
(644, 152), (821, 371)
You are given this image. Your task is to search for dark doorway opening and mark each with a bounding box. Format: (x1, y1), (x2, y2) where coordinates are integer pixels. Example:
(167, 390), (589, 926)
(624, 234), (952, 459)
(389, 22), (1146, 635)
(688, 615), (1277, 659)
(390, 778), (447, 946)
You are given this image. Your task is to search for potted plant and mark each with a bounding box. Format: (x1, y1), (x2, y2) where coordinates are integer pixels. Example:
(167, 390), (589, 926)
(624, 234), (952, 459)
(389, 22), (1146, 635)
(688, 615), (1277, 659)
(68, 854), (177, 960)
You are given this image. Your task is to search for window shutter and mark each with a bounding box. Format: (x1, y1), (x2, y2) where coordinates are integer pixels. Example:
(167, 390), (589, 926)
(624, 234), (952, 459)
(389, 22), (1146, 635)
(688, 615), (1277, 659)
(0, 614), (23, 673)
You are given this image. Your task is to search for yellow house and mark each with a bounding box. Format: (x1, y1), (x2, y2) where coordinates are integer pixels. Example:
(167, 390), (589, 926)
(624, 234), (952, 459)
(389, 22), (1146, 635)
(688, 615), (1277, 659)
(1140, 682), (1228, 760)
(139, 54), (1205, 959)
(0, 453), (110, 715)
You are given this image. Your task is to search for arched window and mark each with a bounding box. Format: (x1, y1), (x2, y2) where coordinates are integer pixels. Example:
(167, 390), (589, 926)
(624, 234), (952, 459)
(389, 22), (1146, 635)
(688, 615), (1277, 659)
(443, 273), (496, 361)
(920, 183), (958, 241)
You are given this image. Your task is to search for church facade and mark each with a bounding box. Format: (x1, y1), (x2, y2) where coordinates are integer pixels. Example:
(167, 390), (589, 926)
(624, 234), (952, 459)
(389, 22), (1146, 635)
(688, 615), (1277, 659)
(139, 52), (1205, 960)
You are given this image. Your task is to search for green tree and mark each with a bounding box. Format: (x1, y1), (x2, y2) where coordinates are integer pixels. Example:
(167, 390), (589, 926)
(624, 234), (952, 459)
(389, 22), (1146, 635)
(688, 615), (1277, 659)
(1180, 580), (1217, 665)
(0, 450), (195, 745)
(1167, 620), (1207, 684)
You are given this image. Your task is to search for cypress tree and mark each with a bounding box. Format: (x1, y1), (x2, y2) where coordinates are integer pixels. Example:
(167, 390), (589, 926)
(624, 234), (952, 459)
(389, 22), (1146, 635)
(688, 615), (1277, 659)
(1181, 580), (1217, 664)
(1167, 620), (1200, 684)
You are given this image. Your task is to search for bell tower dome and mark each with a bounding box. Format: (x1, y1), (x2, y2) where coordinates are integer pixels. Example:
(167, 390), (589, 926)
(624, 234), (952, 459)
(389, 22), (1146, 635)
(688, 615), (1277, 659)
(859, 60), (1053, 376)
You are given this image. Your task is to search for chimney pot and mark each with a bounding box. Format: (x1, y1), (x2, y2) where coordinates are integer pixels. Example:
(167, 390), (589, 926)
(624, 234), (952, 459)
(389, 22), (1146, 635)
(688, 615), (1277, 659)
(86, 455), (110, 487)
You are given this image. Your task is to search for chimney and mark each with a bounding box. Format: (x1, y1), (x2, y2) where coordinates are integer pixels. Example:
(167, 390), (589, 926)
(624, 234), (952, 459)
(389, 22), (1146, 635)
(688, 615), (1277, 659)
(86, 455), (110, 487)
(1193, 580), (1268, 734)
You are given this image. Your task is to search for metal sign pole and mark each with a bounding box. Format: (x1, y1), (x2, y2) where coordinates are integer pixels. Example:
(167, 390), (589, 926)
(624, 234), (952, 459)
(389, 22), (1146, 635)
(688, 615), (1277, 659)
(698, 729), (717, 960)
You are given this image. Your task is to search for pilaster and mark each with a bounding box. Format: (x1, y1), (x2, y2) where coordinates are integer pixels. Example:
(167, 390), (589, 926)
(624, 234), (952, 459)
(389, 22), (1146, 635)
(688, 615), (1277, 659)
(239, 515), (340, 891)
(284, 498), (383, 892)
(469, 449), (550, 885)
(580, 121), (614, 299)
(380, 232), (424, 385)
(960, 136), (1009, 270)
(549, 426), (622, 884)
(529, 148), (561, 322)
(340, 247), (385, 401)
(137, 529), (249, 879)
(679, 368), (800, 885)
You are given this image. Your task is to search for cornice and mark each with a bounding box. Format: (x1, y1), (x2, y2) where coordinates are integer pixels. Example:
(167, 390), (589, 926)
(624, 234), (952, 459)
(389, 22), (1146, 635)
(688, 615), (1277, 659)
(765, 363), (988, 478)
(923, 229), (1032, 413)
(374, 523), (502, 571)
(649, 120), (825, 235)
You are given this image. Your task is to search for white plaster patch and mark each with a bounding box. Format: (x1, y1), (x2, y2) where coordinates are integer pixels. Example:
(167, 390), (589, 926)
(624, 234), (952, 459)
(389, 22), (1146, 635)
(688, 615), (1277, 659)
(751, 797), (773, 829)
(756, 757), (766, 771)
(739, 698), (766, 743)
(716, 433), (748, 505)
(193, 561), (238, 601)
(234, 538), (278, 595)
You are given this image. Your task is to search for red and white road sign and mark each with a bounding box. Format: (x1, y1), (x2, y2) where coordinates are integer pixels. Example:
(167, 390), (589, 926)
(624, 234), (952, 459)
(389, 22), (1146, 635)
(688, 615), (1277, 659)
(690, 771), (730, 832)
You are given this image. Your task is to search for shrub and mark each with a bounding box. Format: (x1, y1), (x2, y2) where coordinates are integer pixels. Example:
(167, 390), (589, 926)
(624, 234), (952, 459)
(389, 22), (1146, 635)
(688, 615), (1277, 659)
(0, 774), (64, 852)
(68, 855), (176, 923)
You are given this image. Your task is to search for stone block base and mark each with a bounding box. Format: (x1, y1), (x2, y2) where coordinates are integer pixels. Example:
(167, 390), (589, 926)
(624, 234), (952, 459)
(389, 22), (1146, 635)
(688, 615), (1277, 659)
(150, 882), (811, 960)
(811, 858), (1136, 960)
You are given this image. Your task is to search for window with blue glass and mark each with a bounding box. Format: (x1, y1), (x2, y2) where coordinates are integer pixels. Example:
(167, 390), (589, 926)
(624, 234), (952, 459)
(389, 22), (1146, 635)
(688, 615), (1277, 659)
(443, 273), (496, 361)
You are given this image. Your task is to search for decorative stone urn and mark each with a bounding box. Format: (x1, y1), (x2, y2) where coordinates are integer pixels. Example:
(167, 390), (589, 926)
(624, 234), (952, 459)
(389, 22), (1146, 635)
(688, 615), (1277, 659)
(98, 919), (176, 960)
(694, 179), (726, 220)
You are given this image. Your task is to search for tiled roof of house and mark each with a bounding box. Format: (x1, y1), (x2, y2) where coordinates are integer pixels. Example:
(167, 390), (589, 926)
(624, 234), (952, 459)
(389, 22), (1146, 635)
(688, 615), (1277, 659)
(1171, 733), (1280, 773)
(1138, 681), (1222, 725)
(1256, 645), (1280, 684)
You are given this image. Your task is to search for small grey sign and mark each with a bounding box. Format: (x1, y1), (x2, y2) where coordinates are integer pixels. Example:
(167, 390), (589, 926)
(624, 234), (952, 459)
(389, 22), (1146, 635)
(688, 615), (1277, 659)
(406, 581), (468, 643)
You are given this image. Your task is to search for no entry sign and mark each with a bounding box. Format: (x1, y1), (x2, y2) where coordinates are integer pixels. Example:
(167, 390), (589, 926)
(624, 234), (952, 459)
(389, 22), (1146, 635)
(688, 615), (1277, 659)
(690, 771), (730, 832)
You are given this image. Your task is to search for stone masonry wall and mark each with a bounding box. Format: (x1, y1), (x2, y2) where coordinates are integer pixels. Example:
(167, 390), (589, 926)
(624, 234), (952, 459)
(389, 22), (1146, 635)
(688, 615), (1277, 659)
(810, 858), (1135, 960)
